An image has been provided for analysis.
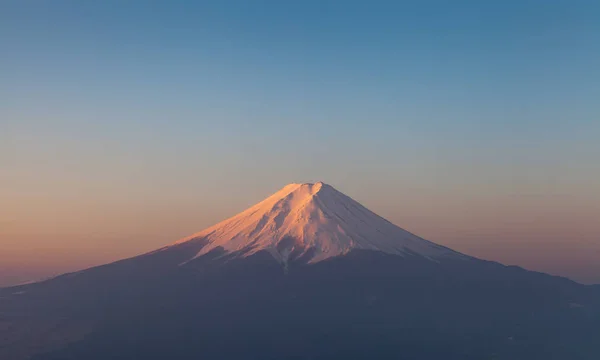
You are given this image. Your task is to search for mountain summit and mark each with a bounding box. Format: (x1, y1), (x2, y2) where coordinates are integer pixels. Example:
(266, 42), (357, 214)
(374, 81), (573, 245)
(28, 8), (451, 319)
(173, 182), (460, 263)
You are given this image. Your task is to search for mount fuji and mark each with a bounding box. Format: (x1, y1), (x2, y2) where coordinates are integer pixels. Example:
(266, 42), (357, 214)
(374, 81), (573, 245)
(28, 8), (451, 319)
(1, 183), (599, 360)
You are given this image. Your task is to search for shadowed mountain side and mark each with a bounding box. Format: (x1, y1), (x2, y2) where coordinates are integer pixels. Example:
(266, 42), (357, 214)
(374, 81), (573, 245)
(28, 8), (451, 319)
(2, 250), (595, 360)
(0, 240), (208, 360)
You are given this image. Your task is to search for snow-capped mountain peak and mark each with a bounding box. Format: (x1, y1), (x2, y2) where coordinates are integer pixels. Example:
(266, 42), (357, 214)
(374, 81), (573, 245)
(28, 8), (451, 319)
(174, 182), (460, 263)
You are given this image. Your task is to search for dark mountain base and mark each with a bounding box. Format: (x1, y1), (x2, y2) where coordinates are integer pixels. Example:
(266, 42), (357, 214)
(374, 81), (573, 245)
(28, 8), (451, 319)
(2, 249), (598, 360)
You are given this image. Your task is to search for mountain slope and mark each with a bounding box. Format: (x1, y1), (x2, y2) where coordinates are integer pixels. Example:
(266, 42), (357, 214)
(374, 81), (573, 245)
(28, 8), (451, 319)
(13, 251), (600, 360)
(1, 183), (599, 360)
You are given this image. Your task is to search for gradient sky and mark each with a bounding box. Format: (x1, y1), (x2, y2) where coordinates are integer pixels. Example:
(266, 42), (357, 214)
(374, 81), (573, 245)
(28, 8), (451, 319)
(2, 0), (599, 286)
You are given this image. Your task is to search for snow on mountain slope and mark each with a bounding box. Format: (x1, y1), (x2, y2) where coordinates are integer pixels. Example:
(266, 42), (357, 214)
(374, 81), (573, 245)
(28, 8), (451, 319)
(173, 182), (464, 263)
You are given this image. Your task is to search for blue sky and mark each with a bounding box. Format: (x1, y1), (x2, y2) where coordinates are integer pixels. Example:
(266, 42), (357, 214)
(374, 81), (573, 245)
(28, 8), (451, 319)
(1, 0), (600, 284)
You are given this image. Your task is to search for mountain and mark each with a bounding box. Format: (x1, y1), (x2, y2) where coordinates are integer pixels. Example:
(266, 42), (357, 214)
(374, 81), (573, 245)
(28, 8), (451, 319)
(1, 182), (599, 360)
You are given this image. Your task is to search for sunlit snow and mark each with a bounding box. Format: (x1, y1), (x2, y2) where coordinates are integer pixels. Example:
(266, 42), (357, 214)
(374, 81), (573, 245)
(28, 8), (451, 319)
(172, 182), (462, 263)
